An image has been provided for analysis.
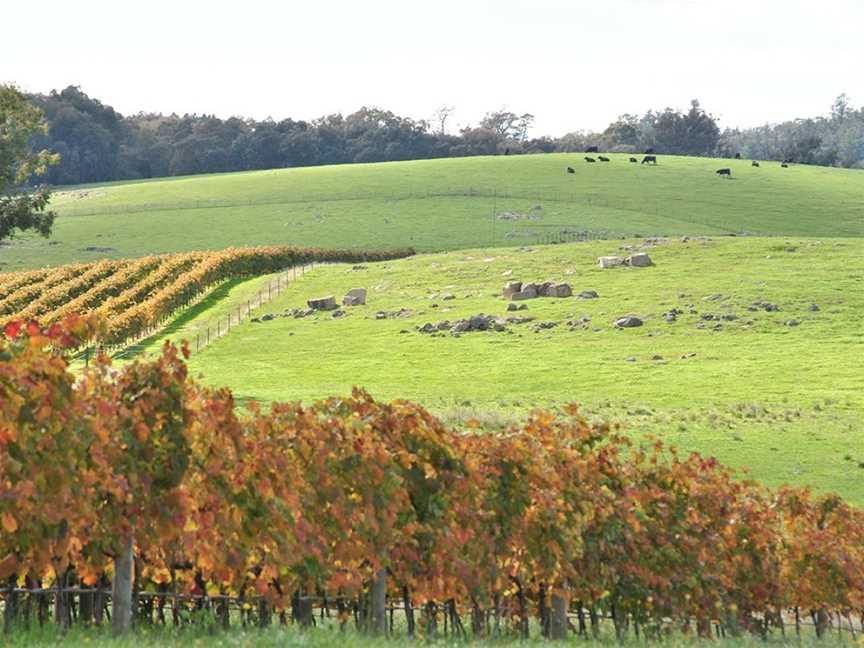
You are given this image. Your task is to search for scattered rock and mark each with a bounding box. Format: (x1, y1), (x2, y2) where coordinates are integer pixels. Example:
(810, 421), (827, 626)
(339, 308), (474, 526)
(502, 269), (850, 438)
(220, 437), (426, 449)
(703, 294), (724, 302)
(307, 296), (338, 311)
(785, 319), (800, 327)
(82, 246), (116, 253)
(808, 303), (820, 312)
(615, 316), (643, 328)
(749, 300), (779, 312)
(531, 321), (558, 332)
(626, 253), (652, 267)
(351, 264), (367, 271)
(626, 356), (637, 363)
(598, 256), (625, 269)
(503, 281), (523, 299)
(342, 287), (367, 306)
(502, 269), (513, 277)
(577, 290), (599, 299)
(331, 309), (345, 318)
(505, 316), (535, 325)
(287, 307), (314, 318)
(250, 317), (261, 323)
(507, 303), (519, 311)
(442, 293), (455, 301)
(651, 355), (664, 361)
(681, 352), (696, 359)
(261, 313), (276, 322)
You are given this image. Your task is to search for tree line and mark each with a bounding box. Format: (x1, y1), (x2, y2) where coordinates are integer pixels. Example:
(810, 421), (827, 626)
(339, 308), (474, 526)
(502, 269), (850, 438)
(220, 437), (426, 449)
(22, 86), (864, 187)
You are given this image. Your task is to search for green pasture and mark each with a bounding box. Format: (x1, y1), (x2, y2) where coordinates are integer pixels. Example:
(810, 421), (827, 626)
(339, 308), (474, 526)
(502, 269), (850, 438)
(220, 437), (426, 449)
(120, 236), (864, 503)
(2, 153), (863, 270)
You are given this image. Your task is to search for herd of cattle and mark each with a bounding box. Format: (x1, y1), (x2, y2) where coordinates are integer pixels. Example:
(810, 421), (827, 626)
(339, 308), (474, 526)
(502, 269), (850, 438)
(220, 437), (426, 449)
(567, 147), (795, 178)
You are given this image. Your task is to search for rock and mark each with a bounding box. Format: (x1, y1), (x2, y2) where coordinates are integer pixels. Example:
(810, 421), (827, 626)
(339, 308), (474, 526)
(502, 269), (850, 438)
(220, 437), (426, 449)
(506, 316), (535, 325)
(785, 319), (800, 327)
(419, 323), (436, 334)
(809, 303), (820, 311)
(703, 294), (724, 302)
(532, 321), (558, 332)
(549, 283), (572, 298)
(577, 290), (599, 299)
(721, 313), (738, 321)
(512, 285), (538, 301)
(681, 236), (690, 242)
(502, 269), (513, 277)
(452, 320), (471, 333)
(261, 313), (276, 322)
(626, 253), (653, 267)
(517, 304), (529, 311)
(502, 281), (523, 298)
(352, 264), (367, 271)
(681, 352), (696, 359)
(507, 303), (519, 311)
(375, 311), (388, 320)
(651, 355), (664, 361)
(307, 295), (337, 311)
(250, 317), (261, 323)
(598, 256), (625, 269)
(615, 316), (643, 328)
(442, 293), (455, 301)
(469, 315), (491, 331)
(626, 357), (637, 363)
(436, 321), (452, 331)
(331, 309), (345, 318)
(342, 287), (367, 306)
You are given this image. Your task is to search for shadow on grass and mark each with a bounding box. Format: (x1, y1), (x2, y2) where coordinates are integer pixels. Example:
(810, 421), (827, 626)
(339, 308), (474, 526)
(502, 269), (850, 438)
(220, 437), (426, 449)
(113, 278), (245, 362)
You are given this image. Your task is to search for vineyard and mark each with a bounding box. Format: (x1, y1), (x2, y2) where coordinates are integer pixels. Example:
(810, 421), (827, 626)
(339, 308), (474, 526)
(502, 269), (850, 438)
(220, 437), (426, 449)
(0, 246), (413, 347)
(1, 317), (862, 641)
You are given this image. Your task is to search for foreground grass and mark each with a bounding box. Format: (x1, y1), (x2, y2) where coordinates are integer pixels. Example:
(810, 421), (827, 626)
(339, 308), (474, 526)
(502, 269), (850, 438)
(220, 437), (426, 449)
(3, 153), (863, 269)
(171, 237), (864, 502)
(5, 625), (856, 647)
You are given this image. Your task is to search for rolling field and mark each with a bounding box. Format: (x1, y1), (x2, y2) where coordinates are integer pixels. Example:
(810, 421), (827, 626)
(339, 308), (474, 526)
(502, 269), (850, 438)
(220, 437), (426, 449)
(2, 153), (863, 270)
(146, 236), (864, 503)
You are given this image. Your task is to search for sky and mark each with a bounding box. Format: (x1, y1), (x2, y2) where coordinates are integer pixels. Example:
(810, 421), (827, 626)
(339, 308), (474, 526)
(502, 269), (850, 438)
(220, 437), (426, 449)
(2, 0), (862, 136)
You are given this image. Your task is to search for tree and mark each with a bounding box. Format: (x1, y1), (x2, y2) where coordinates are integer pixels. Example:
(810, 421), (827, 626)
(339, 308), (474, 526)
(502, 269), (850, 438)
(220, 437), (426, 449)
(432, 105), (456, 135)
(0, 85), (59, 241)
(479, 110), (535, 142)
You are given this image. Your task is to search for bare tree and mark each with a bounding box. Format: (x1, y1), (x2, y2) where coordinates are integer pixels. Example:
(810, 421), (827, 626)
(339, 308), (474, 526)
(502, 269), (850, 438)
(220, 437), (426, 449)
(432, 105), (456, 135)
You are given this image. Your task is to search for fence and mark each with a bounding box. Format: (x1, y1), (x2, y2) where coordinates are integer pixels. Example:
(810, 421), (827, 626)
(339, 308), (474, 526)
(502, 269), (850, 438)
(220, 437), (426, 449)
(2, 584), (861, 641)
(81, 262), (315, 363)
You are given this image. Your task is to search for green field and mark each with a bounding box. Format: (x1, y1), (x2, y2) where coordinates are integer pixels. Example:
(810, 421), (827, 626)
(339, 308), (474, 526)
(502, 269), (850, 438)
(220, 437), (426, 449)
(128, 236), (863, 503)
(2, 153), (863, 270)
(6, 154), (864, 503)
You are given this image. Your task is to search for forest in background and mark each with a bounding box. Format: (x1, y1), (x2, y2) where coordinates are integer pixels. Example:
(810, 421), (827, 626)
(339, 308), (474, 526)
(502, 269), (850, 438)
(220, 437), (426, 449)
(26, 86), (864, 186)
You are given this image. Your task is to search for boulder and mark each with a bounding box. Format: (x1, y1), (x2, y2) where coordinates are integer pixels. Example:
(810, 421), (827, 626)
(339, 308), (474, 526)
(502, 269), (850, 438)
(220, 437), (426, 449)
(511, 285), (538, 301)
(577, 290), (599, 299)
(627, 253), (653, 267)
(442, 293), (456, 301)
(342, 288), (367, 306)
(597, 256), (625, 268)
(502, 281), (523, 298)
(307, 295), (337, 311)
(549, 283), (572, 298)
(261, 313), (276, 322)
(615, 316), (644, 328)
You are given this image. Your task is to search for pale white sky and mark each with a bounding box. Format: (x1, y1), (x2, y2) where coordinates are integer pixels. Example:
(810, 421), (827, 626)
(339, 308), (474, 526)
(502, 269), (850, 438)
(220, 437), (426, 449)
(2, 0), (862, 135)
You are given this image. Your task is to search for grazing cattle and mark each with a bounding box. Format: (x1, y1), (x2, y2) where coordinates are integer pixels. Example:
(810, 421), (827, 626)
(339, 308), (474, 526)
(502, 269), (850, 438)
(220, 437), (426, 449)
(598, 155), (610, 162)
(716, 168), (732, 178)
(734, 152), (741, 159)
(641, 155), (657, 165)
(629, 157), (638, 163)
(644, 147), (655, 154)
(752, 161), (760, 167)
(584, 157), (596, 163)
(781, 163), (789, 168)
(586, 146), (599, 153)
(567, 166), (575, 174)
(783, 158), (793, 164)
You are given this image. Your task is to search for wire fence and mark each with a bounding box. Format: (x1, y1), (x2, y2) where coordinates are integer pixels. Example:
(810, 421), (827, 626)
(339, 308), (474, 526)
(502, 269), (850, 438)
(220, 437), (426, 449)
(2, 585), (862, 641)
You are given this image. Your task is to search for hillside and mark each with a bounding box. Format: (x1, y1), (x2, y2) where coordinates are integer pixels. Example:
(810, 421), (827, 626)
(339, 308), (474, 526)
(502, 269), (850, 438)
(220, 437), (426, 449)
(2, 153), (863, 270)
(162, 236), (864, 503)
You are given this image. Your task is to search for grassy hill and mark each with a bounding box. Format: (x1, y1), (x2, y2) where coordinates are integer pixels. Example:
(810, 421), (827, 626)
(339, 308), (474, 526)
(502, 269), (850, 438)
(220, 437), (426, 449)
(137, 236), (864, 503)
(2, 153), (863, 270)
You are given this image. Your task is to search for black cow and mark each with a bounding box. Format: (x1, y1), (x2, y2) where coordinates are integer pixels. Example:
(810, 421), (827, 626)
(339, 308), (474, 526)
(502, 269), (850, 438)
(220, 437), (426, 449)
(586, 146), (599, 153)
(734, 152), (742, 159)
(641, 155), (657, 165)
(567, 166), (575, 174)
(716, 168), (732, 178)
(644, 147), (655, 154)
(584, 157), (596, 163)
(752, 161), (760, 167)
(629, 157), (638, 163)
(598, 155), (610, 162)
(781, 163), (789, 168)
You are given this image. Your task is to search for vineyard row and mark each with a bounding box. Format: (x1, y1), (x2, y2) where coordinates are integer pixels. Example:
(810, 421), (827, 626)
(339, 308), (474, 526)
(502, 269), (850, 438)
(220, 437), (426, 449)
(0, 317), (862, 640)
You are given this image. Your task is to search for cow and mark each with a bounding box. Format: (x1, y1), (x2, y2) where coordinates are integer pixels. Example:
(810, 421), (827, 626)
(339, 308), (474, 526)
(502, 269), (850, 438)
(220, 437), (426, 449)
(641, 155), (657, 165)
(716, 168), (732, 178)
(629, 157), (638, 163)
(783, 158), (793, 164)
(598, 155), (610, 162)
(644, 147), (655, 154)
(781, 163), (789, 168)
(752, 161), (760, 167)
(567, 166), (576, 174)
(734, 152), (742, 159)
(584, 157), (596, 163)
(585, 145), (599, 153)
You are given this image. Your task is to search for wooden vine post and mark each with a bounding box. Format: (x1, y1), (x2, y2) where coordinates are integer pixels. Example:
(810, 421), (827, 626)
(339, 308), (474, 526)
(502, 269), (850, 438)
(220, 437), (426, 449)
(112, 535), (135, 635)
